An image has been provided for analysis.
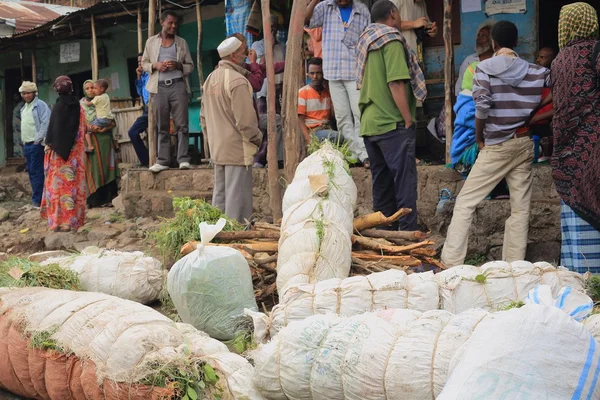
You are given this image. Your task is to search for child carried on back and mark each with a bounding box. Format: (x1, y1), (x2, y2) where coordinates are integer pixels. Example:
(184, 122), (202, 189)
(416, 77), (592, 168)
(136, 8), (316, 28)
(83, 79), (114, 153)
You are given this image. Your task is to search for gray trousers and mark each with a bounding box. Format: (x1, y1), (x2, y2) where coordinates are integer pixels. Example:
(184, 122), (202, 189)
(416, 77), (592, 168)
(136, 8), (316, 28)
(153, 80), (191, 166)
(212, 164), (253, 224)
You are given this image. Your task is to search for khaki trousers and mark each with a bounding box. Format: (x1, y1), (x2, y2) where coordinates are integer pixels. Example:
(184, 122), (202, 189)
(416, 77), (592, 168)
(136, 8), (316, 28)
(212, 164), (253, 224)
(441, 136), (535, 267)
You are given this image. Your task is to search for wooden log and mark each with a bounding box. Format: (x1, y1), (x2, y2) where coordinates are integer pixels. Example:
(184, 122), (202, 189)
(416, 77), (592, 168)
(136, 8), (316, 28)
(137, 6), (143, 53)
(353, 208), (412, 232)
(359, 229), (430, 241)
(443, 0), (455, 164)
(253, 221), (281, 232)
(352, 235), (434, 254)
(256, 262), (277, 273)
(255, 254), (278, 265)
(31, 49), (37, 84)
(423, 256), (447, 270)
(91, 15), (98, 81)
(216, 230), (280, 240)
(147, 0), (156, 166)
(409, 248), (438, 257)
(351, 256), (385, 273)
(282, 0), (306, 182)
(262, 0), (283, 222)
(180, 241), (279, 256)
(351, 252), (422, 267)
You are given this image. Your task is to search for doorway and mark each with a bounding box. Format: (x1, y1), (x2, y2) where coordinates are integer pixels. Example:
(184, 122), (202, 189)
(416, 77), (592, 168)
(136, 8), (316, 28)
(538, 0), (600, 53)
(4, 67), (32, 159)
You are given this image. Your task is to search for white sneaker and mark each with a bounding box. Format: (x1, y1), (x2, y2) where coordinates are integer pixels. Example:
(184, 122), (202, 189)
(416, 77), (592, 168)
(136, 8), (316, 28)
(149, 163), (169, 173)
(179, 162), (191, 170)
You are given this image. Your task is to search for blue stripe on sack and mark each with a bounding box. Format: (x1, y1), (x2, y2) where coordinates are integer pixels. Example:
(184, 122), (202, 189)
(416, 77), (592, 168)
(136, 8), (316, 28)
(532, 286), (540, 304)
(573, 336), (596, 400)
(586, 346), (600, 400)
(569, 303), (594, 321)
(556, 287), (572, 309)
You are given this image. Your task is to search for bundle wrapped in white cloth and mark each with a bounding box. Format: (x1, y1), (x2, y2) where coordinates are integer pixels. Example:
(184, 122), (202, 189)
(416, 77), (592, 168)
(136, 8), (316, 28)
(277, 143), (357, 295)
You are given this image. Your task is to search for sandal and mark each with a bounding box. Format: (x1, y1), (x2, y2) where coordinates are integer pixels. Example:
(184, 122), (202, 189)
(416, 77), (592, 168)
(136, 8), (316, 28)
(363, 159), (371, 169)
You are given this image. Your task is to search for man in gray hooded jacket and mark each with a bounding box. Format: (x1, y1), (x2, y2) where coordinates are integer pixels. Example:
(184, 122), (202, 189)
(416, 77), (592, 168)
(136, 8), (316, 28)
(441, 21), (550, 267)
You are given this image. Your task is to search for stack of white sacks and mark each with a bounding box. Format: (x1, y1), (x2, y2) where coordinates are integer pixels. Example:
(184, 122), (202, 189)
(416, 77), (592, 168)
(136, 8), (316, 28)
(276, 143), (357, 295)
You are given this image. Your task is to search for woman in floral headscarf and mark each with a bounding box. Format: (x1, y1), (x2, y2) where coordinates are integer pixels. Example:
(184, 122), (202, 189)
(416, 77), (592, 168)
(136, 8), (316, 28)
(40, 76), (86, 231)
(550, 2), (600, 273)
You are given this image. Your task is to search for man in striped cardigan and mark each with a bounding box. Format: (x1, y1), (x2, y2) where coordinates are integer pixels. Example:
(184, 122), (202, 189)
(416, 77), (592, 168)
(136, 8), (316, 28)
(441, 21), (551, 267)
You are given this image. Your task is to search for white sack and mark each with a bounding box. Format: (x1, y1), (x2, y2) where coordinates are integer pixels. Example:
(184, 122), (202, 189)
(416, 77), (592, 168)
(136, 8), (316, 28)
(41, 246), (164, 304)
(252, 308), (488, 400)
(525, 284), (594, 321)
(585, 314), (600, 342)
(167, 219), (257, 340)
(0, 287), (261, 399)
(436, 260), (586, 313)
(280, 198), (353, 234)
(439, 304), (600, 400)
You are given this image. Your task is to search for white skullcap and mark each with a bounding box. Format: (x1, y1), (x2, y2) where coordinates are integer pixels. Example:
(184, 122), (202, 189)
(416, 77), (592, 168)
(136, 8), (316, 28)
(19, 81), (37, 93)
(217, 37), (242, 58)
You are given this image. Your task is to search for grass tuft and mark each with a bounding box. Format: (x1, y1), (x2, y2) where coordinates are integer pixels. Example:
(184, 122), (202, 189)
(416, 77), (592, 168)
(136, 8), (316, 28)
(0, 257), (83, 291)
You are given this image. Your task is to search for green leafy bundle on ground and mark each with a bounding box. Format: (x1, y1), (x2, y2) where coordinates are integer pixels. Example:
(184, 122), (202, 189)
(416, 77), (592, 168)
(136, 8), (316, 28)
(151, 197), (243, 263)
(0, 256), (83, 291)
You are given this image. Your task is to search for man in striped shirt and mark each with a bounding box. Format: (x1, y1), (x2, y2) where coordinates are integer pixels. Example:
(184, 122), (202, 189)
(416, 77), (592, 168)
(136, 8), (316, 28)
(297, 57), (342, 145)
(441, 21), (551, 267)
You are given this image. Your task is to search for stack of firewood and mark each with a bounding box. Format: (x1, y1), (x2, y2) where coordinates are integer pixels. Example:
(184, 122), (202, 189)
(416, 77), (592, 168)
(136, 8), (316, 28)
(179, 208), (443, 309)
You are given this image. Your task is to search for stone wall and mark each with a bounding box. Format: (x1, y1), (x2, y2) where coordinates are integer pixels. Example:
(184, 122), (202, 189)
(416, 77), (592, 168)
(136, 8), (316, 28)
(122, 164), (561, 263)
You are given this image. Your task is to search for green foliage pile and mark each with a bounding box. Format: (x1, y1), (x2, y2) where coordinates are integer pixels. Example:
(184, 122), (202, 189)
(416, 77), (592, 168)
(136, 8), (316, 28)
(151, 197), (243, 263)
(587, 274), (600, 303)
(0, 256), (83, 291)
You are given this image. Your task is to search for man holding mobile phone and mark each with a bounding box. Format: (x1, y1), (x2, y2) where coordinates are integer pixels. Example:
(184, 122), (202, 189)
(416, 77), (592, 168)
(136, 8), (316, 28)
(142, 10), (194, 172)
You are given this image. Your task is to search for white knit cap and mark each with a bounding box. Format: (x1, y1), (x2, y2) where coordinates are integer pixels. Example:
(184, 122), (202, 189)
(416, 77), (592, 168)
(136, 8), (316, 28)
(19, 81), (37, 93)
(217, 37), (242, 58)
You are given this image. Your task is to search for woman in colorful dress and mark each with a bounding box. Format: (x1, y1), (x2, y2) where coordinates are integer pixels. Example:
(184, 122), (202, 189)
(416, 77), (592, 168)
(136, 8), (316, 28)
(551, 3), (600, 274)
(40, 76), (86, 232)
(81, 79), (119, 208)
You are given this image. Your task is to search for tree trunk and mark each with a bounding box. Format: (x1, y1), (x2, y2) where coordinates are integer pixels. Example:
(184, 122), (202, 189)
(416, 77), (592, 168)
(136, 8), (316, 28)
(148, 0), (156, 166)
(443, 0), (454, 163)
(91, 15), (98, 81)
(282, 0), (306, 182)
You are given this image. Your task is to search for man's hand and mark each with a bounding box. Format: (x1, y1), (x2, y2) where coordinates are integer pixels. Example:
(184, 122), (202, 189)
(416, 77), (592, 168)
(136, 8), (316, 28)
(248, 49), (257, 64)
(427, 22), (438, 37)
(153, 62), (168, 72)
(136, 66), (143, 78)
(405, 121), (414, 130)
(477, 141), (485, 151)
(412, 17), (429, 29)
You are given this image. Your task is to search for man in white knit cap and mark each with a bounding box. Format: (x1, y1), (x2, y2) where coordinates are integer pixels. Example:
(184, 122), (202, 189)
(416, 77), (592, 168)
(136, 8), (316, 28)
(201, 36), (262, 223)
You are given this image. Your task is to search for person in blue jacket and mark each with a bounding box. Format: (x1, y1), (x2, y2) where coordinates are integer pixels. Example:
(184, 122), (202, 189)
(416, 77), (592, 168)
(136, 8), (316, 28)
(19, 81), (50, 207)
(128, 52), (151, 167)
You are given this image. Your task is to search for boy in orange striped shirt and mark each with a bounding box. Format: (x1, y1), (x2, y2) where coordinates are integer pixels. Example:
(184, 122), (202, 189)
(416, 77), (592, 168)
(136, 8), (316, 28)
(298, 57), (342, 145)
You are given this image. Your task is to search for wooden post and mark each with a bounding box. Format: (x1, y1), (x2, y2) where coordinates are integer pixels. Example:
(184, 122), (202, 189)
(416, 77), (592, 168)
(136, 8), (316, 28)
(31, 49), (37, 84)
(91, 15), (98, 80)
(137, 6), (143, 53)
(19, 51), (24, 81)
(282, 0), (306, 182)
(196, 0), (209, 161)
(443, 0), (454, 164)
(261, 0), (283, 221)
(148, 0), (157, 166)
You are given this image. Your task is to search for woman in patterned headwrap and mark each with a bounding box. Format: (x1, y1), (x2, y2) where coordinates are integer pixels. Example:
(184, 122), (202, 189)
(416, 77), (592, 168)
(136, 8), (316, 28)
(40, 76), (86, 232)
(550, 2), (600, 273)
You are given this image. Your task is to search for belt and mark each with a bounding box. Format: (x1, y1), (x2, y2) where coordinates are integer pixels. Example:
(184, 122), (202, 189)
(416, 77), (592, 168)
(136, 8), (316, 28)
(514, 126), (530, 139)
(23, 141), (35, 145)
(158, 77), (183, 86)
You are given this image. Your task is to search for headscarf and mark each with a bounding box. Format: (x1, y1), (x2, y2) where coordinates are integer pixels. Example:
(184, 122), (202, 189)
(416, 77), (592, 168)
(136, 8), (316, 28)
(558, 2), (599, 50)
(81, 79), (96, 123)
(46, 76), (81, 161)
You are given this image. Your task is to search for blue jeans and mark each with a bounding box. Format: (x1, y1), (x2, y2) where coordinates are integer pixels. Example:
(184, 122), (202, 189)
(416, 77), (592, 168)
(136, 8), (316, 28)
(314, 129), (343, 145)
(23, 143), (45, 206)
(128, 110), (149, 166)
(363, 125), (418, 231)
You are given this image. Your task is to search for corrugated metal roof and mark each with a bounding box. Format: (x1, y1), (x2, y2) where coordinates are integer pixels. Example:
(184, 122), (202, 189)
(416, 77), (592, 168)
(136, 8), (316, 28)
(0, 0), (80, 33)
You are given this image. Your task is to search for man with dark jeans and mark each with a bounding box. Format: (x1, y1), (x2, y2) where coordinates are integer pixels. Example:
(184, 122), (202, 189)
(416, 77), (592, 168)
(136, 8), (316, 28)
(357, 0), (427, 230)
(19, 81), (50, 208)
(142, 10), (194, 172)
(129, 52), (150, 167)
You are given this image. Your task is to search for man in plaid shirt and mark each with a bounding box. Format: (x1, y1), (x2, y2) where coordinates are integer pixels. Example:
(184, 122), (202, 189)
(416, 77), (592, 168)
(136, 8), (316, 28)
(306, 0), (370, 167)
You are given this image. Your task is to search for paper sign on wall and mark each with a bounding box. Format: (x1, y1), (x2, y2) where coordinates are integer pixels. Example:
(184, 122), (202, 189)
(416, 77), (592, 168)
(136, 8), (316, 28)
(462, 0), (482, 13)
(484, 0), (526, 15)
(110, 72), (120, 90)
(60, 42), (80, 63)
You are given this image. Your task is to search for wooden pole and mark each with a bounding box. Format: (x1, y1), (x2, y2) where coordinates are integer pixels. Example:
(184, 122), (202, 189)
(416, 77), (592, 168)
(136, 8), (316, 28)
(31, 49), (37, 84)
(137, 6), (143, 53)
(443, 0), (454, 164)
(196, 0), (209, 161)
(282, 0), (306, 182)
(261, 0), (283, 221)
(148, 0), (157, 166)
(19, 51), (24, 81)
(91, 15), (98, 80)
